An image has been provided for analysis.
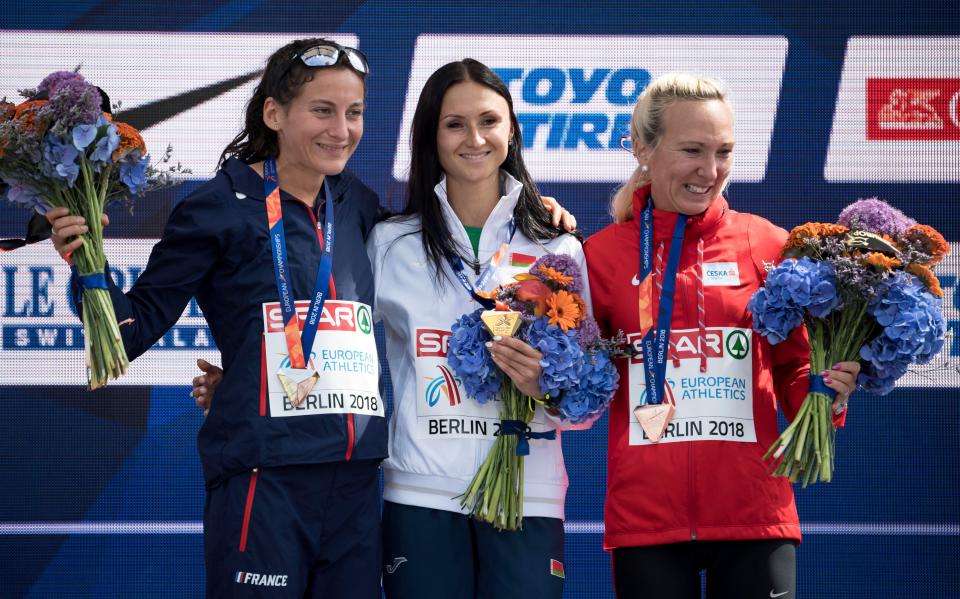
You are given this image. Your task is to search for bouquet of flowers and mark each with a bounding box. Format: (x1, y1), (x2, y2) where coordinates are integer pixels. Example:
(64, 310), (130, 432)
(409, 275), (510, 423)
(447, 254), (626, 529)
(0, 71), (186, 389)
(748, 198), (948, 486)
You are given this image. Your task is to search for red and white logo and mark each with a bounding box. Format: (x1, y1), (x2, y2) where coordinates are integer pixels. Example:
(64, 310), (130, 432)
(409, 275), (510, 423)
(867, 78), (960, 140)
(627, 329), (724, 364)
(262, 300), (356, 333)
(416, 328), (451, 357)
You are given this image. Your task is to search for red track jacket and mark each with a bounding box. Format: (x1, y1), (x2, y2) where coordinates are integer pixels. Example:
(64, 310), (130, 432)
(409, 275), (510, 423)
(586, 186), (826, 549)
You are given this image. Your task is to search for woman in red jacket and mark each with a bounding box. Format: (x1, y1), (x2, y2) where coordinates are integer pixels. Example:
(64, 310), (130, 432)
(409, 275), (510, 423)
(584, 73), (860, 598)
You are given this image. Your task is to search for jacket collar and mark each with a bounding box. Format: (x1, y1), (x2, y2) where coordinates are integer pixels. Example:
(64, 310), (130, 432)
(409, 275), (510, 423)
(630, 183), (726, 241)
(433, 170), (523, 252)
(221, 158), (355, 204)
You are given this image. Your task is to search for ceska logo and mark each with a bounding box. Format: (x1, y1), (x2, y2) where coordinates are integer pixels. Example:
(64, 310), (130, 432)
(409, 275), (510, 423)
(394, 35), (787, 183)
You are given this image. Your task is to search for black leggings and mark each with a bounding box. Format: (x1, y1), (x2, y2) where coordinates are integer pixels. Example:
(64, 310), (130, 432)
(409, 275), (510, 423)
(613, 539), (796, 599)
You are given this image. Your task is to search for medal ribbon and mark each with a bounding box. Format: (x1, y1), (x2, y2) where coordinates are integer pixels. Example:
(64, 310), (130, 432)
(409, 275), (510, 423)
(447, 219), (517, 309)
(637, 200), (687, 406)
(264, 158), (335, 370)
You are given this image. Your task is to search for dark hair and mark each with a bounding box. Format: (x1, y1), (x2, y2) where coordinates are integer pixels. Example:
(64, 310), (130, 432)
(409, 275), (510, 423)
(219, 38), (366, 166)
(402, 58), (564, 281)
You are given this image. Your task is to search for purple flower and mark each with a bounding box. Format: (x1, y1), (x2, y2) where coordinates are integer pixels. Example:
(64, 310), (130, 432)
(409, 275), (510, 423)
(531, 253), (583, 294)
(37, 71), (85, 96)
(557, 350), (619, 423)
(838, 198), (916, 237)
(447, 310), (501, 404)
(577, 315), (601, 348)
(523, 317), (583, 397)
(46, 78), (102, 131)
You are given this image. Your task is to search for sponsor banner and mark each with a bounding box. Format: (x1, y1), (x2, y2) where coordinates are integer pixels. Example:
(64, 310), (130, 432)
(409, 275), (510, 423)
(262, 299), (382, 418)
(393, 35), (788, 183)
(0, 31), (358, 180)
(1, 240), (220, 385)
(825, 37), (960, 181)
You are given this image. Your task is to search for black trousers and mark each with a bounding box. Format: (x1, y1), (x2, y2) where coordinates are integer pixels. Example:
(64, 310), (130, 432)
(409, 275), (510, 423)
(613, 539), (796, 599)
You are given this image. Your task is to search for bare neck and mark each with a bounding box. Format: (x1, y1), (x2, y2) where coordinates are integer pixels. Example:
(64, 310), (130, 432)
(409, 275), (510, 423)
(251, 160), (324, 207)
(445, 175), (500, 228)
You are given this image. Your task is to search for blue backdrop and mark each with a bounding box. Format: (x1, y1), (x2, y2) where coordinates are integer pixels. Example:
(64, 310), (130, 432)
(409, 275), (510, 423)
(1, 1), (958, 597)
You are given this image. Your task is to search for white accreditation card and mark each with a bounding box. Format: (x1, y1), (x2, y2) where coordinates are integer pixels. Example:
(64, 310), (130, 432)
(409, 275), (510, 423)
(628, 327), (756, 445)
(262, 300), (384, 418)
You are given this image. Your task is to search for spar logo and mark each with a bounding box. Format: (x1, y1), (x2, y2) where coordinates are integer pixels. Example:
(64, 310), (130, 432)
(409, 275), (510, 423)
(425, 364), (463, 408)
(415, 328), (451, 357)
(867, 78), (960, 140)
(263, 300), (358, 334)
(627, 329), (725, 364)
(235, 571), (288, 587)
(394, 35), (787, 183)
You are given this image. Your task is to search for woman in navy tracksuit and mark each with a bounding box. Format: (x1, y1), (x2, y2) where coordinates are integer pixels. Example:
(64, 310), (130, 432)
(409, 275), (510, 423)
(47, 38), (387, 598)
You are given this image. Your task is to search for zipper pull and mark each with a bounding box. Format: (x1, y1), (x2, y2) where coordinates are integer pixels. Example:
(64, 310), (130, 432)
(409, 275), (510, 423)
(472, 260), (481, 275)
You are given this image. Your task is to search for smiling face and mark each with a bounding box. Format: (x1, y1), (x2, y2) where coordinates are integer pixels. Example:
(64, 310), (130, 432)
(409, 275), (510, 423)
(638, 99), (735, 215)
(264, 67), (365, 178)
(436, 80), (513, 190)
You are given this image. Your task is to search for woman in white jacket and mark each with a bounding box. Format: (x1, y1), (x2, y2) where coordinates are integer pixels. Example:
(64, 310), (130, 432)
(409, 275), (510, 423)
(367, 59), (591, 599)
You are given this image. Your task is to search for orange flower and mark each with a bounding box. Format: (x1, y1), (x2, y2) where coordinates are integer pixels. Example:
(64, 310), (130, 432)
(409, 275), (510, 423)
(516, 279), (552, 316)
(907, 263), (944, 298)
(112, 121), (146, 160)
(903, 224), (950, 266)
(783, 222), (850, 252)
(13, 99), (48, 132)
(546, 290), (582, 332)
(863, 252), (902, 271)
(536, 264), (574, 288)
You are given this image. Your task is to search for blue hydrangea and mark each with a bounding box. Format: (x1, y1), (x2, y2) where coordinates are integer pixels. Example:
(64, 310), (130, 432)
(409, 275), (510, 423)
(749, 257), (840, 344)
(747, 287), (804, 345)
(557, 350), (619, 423)
(41, 135), (81, 187)
(447, 309), (501, 404)
(524, 317), (583, 398)
(808, 261), (841, 318)
(4, 179), (48, 214)
(119, 152), (150, 194)
(858, 271), (946, 394)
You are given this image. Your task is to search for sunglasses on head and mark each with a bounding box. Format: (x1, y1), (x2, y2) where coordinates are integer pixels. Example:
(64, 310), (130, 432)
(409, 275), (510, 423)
(283, 42), (370, 78)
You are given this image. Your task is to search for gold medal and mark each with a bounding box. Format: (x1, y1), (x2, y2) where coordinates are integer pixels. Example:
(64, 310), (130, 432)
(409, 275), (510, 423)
(277, 367), (320, 407)
(480, 310), (522, 337)
(633, 403), (675, 443)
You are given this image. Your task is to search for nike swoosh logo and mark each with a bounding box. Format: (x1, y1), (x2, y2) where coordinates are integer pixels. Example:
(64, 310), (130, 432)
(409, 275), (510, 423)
(770, 591), (790, 597)
(113, 70), (262, 131)
(631, 274), (640, 286)
(385, 557), (407, 574)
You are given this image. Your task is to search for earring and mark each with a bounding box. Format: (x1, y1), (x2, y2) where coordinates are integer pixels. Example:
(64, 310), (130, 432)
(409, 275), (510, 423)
(640, 164), (649, 176)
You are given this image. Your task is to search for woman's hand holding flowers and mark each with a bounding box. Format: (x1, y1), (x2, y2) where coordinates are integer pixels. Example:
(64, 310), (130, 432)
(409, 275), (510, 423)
(486, 335), (544, 399)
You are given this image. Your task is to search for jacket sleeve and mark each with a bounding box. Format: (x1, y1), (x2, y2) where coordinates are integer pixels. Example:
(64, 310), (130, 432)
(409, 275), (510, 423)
(102, 192), (226, 360)
(365, 223), (383, 324)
